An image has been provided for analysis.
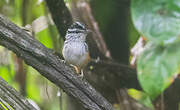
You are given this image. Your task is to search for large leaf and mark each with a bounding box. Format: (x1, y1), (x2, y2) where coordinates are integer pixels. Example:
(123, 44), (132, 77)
(137, 42), (180, 99)
(131, 0), (180, 44)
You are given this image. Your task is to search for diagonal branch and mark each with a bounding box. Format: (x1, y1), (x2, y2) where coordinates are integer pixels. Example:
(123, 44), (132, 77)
(85, 60), (141, 90)
(0, 15), (114, 110)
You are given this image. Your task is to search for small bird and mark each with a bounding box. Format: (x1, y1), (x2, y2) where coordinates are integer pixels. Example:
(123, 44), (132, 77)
(62, 22), (90, 77)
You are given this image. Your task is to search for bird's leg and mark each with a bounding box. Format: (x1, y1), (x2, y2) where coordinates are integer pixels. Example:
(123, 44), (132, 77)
(74, 66), (84, 78)
(69, 64), (83, 77)
(69, 64), (80, 74)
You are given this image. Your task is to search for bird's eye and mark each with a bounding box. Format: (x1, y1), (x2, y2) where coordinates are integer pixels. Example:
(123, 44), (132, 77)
(72, 22), (86, 30)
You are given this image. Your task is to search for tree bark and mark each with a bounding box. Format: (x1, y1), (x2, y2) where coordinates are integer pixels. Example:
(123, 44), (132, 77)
(0, 77), (37, 110)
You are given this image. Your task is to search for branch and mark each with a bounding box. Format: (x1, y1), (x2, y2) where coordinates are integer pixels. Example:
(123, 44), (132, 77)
(0, 15), (114, 110)
(84, 60), (141, 104)
(45, 0), (73, 38)
(55, 52), (141, 93)
(85, 60), (141, 90)
(0, 77), (37, 110)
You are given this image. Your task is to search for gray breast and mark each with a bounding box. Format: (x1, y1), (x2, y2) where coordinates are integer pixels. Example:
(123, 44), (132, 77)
(63, 41), (89, 67)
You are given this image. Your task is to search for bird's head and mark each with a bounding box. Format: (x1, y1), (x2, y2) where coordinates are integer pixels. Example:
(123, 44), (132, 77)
(65, 22), (89, 42)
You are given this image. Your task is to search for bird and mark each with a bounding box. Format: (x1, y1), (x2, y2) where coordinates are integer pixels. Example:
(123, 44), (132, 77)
(62, 22), (90, 77)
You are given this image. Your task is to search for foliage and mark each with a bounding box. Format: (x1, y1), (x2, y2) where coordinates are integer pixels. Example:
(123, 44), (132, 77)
(131, 0), (180, 100)
(131, 0), (180, 45)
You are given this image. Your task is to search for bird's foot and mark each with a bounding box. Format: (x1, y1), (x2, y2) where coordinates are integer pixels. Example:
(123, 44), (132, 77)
(69, 65), (84, 78)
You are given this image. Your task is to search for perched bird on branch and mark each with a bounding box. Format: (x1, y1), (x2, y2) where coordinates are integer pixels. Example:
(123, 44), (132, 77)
(62, 22), (90, 77)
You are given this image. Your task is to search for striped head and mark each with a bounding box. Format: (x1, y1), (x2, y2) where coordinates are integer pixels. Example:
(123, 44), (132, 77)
(65, 22), (89, 42)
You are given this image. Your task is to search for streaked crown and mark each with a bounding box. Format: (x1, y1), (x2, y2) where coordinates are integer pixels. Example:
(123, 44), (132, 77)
(67, 22), (87, 34)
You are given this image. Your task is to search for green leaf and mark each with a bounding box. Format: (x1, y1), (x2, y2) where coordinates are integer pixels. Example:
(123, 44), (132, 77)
(128, 89), (153, 109)
(137, 42), (180, 99)
(131, 0), (180, 44)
